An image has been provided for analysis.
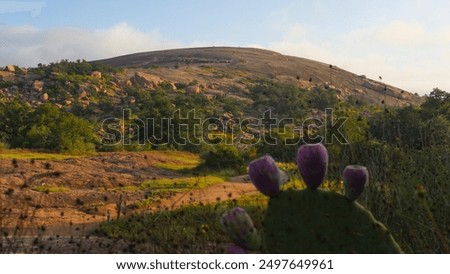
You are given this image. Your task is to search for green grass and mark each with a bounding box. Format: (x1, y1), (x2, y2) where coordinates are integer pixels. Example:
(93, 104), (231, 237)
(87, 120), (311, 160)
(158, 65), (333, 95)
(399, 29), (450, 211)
(153, 161), (199, 171)
(95, 194), (267, 253)
(140, 175), (224, 190)
(149, 151), (201, 171)
(112, 186), (140, 192)
(134, 189), (179, 208)
(33, 185), (70, 193)
(0, 149), (89, 160)
(116, 174), (226, 208)
(113, 174), (224, 194)
(135, 197), (162, 208)
(0, 80), (14, 89)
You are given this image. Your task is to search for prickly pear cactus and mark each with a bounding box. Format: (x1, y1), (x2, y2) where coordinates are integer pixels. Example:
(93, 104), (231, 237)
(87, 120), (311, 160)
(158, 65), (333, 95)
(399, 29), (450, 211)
(264, 188), (402, 253)
(220, 207), (261, 251)
(221, 143), (403, 254)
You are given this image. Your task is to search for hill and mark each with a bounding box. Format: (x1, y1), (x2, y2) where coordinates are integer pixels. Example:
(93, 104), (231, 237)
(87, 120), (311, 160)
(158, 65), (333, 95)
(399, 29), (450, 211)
(0, 47), (423, 117)
(95, 47), (423, 106)
(0, 46), (428, 153)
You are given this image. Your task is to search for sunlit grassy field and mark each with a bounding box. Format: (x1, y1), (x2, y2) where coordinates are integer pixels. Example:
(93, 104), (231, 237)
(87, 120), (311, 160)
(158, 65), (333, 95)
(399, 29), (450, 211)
(140, 175), (225, 190)
(149, 151), (201, 171)
(0, 149), (89, 160)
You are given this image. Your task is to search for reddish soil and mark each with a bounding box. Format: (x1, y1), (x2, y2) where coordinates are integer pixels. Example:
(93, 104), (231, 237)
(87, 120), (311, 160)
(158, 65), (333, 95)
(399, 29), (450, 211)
(0, 152), (257, 251)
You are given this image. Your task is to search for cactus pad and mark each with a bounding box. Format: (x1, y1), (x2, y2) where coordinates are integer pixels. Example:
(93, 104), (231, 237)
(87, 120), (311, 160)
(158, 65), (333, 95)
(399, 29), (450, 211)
(221, 144), (402, 253)
(220, 207), (261, 250)
(263, 188), (402, 253)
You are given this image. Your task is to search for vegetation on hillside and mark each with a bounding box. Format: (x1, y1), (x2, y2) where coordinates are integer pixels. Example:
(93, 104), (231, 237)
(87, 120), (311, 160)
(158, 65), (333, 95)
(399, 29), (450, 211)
(0, 102), (97, 153)
(31, 59), (122, 76)
(0, 59), (448, 253)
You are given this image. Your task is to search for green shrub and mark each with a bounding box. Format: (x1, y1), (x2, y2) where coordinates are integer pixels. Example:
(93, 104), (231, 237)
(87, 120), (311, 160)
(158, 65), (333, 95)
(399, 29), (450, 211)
(201, 144), (244, 171)
(306, 88), (339, 109)
(0, 81), (14, 89)
(22, 104), (97, 153)
(0, 102), (97, 154)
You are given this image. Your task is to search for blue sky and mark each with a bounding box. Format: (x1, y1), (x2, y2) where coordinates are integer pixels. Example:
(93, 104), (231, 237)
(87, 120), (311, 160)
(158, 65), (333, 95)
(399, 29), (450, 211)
(1, 0), (450, 94)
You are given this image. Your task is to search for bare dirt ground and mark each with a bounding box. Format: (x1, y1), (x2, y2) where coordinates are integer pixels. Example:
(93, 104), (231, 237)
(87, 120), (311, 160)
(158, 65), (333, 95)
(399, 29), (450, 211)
(0, 152), (257, 253)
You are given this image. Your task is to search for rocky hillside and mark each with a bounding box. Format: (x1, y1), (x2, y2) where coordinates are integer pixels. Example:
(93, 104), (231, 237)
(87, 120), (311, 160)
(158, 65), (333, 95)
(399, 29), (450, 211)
(95, 47), (423, 106)
(0, 47), (422, 114)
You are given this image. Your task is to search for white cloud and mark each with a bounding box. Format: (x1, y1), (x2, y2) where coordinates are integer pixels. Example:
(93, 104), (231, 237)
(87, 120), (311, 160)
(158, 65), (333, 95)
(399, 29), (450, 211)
(268, 23), (334, 63)
(375, 21), (426, 46)
(283, 23), (309, 42)
(437, 27), (450, 43)
(1, 20), (450, 95)
(267, 21), (450, 95)
(0, 22), (180, 67)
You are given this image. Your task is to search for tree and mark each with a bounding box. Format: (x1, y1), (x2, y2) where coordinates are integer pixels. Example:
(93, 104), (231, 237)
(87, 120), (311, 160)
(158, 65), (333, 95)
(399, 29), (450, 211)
(250, 82), (308, 118)
(422, 115), (450, 147)
(426, 88), (450, 104)
(422, 88), (450, 120)
(23, 104), (97, 153)
(0, 100), (31, 147)
(201, 144), (244, 171)
(307, 88), (339, 110)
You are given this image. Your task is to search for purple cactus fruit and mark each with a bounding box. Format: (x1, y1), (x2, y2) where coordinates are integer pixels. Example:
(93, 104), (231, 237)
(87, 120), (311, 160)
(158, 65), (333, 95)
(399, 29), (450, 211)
(220, 207), (260, 250)
(248, 155), (288, 197)
(343, 165), (369, 201)
(296, 143), (328, 190)
(227, 244), (247, 254)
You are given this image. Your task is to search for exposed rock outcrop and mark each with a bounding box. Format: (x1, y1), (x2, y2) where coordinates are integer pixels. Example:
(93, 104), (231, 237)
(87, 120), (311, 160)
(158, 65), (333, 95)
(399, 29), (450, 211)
(32, 80), (44, 92)
(186, 85), (202, 95)
(132, 72), (163, 89)
(91, 71), (102, 79)
(4, 64), (15, 73)
(78, 88), (88, 99)
(0, 71), (15, 82)
(41, 93), (49, 101)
